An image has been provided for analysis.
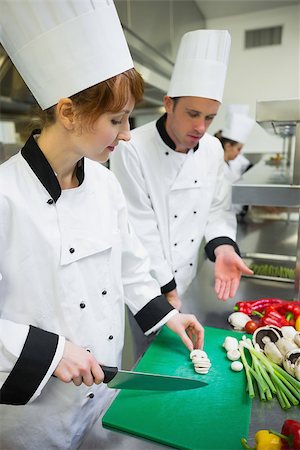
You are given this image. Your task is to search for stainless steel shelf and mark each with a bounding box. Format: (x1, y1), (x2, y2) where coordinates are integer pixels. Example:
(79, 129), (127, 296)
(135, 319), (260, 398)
(232, 98), (300, 300)
(256, 98), (300, 185)
(232, 157), (300, 207)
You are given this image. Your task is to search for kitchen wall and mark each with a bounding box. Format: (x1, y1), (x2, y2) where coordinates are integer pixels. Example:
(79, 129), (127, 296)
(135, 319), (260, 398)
(207, 3), (300, 154)
(115, 0), (206, 130)
(119, 2), (300, 155)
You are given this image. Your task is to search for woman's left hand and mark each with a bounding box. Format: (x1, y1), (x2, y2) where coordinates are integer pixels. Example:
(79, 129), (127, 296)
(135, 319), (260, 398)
(166, 313), (204, 351)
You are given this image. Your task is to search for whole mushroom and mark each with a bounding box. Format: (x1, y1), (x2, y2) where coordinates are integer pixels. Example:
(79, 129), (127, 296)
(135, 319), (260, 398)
(294, 332), (300, 347)
(276, 337), (298, 356)
(223, 336), (239, 351)
(264, 341), (283, 365)
(295, 358), (300, 381)
(228, 312), (251, 331)
(252, 326), (281, 352)
(280, 326), (297, 340)
(282, 349), (300, 379)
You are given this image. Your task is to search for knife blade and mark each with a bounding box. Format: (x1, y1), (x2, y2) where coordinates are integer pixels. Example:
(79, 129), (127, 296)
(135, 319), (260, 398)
(100, 365), (208, 391)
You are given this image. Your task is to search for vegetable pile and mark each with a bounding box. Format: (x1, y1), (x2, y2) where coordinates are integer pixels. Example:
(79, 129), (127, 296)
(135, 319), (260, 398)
(222, 326), (300, 410)
(242, 429), (282, 449)
(241, 419), (300, 449)
(239, 334), (300, 409)
(229, 298), (300, 333)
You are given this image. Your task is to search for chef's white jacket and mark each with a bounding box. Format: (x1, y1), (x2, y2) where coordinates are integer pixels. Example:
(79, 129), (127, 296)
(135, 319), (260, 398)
(224, 154), (252, 214)
(111, 115), (239, 297)
(0, 131), (176, 449)
(228, 154), (251, 180)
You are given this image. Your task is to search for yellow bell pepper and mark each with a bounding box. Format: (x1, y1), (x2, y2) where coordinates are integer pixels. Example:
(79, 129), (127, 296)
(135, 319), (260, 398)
(295, 316), (300, 332)
(241, 430), (282, 449)
(255, 430), (282, 449)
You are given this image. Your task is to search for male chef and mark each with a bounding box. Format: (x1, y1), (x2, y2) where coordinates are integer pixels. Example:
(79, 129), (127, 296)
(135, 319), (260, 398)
(111, 30), (253, 312)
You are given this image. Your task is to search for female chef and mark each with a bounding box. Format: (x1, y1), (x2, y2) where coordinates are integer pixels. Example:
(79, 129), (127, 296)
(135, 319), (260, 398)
(215, 105), (254, 182)
(215, 105), (255, 215)
(0, 2), (203, 449)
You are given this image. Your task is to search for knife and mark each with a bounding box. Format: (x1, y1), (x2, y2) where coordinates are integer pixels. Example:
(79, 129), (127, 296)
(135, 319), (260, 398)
(100, 365), (208, 391)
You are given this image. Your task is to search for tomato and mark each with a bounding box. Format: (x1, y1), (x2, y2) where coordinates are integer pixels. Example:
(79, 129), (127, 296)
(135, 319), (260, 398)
(244, 320), (259, 334)
(293, 306), (300, 318)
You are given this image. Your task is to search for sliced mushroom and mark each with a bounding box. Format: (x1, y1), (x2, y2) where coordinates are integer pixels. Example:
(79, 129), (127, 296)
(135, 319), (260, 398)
(190, 349), (208, 360)
(264, 342), (283, 365)
(276, 337), (298, 356)
(283, 349), (300, 377)
(252, 326), (281, 351)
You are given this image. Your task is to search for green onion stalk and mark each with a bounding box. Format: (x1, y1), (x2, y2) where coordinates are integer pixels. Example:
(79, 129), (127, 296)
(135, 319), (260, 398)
(238, 339), (300, 409)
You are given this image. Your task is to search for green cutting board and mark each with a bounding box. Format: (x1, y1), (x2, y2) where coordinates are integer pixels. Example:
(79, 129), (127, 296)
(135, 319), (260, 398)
(103, 326), (252, 450)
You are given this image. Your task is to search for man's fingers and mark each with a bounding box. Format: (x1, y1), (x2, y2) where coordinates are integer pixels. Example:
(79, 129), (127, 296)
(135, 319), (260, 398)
(237, 259), (254, 275)
(215, 278), (221, 294)
(229, 278), (240, 298)
(222, 282), (231, 301)
(216, 280), (226, 301)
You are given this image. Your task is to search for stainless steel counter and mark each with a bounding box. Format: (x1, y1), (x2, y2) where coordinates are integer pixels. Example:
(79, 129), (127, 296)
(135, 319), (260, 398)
(182, 214), (300, 440)
(233, 99), (300, 300)
(232, 157), (300, 207)
(98, 213), (299, 449)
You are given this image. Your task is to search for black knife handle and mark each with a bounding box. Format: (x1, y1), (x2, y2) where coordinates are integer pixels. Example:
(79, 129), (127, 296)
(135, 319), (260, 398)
(100, 365), (118, 383)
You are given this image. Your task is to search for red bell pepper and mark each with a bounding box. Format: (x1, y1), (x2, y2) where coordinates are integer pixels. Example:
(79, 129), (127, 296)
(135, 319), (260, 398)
(271, 419), (300, 449)
(277, 301), (300, 318)
(258, 307), (290, 327)
(281, 420), (300, 449)
(234, 298), (286, 315)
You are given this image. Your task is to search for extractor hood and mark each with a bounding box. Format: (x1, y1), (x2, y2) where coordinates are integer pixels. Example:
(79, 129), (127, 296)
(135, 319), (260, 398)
(0, 24), (173, 122)
(256, 98), (300, 137)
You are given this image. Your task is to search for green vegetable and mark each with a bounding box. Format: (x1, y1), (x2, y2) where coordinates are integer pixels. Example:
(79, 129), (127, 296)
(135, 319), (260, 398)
(238, 338), (300, 409)
(249, 263), (295, 280)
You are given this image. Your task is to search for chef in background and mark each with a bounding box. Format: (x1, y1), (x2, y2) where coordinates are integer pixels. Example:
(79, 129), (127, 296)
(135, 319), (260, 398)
(0, 1), (204, 448)
(111, 30), (253, 314)
(214, 104), (255, 216)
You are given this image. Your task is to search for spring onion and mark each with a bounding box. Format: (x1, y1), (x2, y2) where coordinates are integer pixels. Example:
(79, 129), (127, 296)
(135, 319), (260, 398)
(238, 339), (300, 409)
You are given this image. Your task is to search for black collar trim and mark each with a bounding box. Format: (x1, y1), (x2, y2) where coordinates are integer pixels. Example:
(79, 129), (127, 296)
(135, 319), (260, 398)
(155, 113), (199, 152)
(21, 130), (84, 202)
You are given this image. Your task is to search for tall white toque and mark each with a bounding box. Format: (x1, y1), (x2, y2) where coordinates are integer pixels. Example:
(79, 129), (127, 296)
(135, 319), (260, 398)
(222, 104), (255, 144)
(0, 0), (134, 110)
(167, 29), (231, 103)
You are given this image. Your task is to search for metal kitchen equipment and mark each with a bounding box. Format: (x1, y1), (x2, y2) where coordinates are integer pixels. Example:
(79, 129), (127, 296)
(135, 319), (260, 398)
(101, 364), (208, 390)
(232, 98), (300, 300)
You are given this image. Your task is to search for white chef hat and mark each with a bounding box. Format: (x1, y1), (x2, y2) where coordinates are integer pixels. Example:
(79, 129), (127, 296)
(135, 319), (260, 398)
(222, 105), (255, 144)
(0, 0), (133, 110)
(167, 30), (231, 102)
